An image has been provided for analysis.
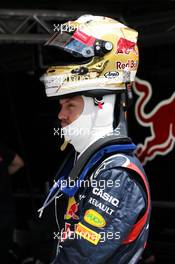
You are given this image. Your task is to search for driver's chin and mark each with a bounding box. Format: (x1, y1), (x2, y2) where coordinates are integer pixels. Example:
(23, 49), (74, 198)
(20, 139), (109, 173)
(61, 116), (80, 128)
(60, 121), (69, 128)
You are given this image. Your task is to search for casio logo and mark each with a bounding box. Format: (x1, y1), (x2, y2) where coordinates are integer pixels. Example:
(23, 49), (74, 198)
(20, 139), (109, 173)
(92, 188), (119, 207)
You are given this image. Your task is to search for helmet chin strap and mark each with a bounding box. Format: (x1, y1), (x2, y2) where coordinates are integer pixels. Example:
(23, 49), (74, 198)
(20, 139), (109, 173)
(60, 140), (69, 151)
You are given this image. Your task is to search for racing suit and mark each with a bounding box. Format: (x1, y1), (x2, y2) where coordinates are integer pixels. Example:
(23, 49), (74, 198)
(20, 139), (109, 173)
(52, 139), (151, 264)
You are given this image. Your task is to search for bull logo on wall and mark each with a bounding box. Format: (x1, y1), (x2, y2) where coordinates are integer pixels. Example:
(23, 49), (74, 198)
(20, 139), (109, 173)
(133, 77), (175, 165)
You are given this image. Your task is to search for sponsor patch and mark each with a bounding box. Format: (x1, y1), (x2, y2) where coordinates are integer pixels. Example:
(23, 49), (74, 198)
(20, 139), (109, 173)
(84, 209), (106, 228)
(75, 222), (101, 245)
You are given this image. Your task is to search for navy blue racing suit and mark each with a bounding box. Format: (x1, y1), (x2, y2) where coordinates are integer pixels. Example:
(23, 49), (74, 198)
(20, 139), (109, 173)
(52, 148), (151, 264)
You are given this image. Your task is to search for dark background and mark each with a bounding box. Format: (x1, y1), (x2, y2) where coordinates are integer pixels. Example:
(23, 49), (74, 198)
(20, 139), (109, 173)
(0, 1), (175, 263)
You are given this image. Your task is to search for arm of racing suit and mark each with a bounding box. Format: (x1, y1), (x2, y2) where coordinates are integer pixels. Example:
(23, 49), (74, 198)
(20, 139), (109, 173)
(53, 167), (146, 264)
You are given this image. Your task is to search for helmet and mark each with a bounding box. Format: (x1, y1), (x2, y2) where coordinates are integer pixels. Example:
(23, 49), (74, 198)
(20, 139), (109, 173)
(41, 14), (139, 98)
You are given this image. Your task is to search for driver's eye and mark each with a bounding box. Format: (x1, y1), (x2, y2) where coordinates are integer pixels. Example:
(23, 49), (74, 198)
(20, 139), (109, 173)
(67, 103), (76, 109)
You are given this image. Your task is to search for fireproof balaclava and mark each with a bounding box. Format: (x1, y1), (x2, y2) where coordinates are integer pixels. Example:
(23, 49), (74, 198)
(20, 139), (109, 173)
(62, 94), (116, 153)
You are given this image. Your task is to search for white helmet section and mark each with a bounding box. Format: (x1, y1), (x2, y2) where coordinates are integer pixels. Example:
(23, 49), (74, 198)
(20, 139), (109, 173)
(62, 94), (116, 153)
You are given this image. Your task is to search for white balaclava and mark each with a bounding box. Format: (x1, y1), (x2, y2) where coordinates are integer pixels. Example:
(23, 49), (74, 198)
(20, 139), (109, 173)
(62, 94), (116, 153)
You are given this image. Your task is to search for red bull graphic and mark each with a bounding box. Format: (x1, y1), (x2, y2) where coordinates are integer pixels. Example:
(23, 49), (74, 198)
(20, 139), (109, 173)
(60, 222), (77, 242)
(116, 37), (137, 55)
(64, 197), (79, 220)
(133, 77), (175, 164)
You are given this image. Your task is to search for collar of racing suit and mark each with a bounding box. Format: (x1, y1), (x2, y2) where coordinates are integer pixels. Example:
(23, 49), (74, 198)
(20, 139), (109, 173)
(38, 135), (135, 215)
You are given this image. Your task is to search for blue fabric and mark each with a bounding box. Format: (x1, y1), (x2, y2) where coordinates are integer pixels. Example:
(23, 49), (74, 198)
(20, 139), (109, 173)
(39, 143), (136, 211)
(62, 143), (136, 196)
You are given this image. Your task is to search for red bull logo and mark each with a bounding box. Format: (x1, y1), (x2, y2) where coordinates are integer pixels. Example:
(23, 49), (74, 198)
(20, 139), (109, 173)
(133, 77), (175, 164)
(116, 37), (137, 55)
(64, 197), (79, 220)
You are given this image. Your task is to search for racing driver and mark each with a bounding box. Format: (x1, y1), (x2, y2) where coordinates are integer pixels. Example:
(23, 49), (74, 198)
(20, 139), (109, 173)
(39, 14), (151, 264)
